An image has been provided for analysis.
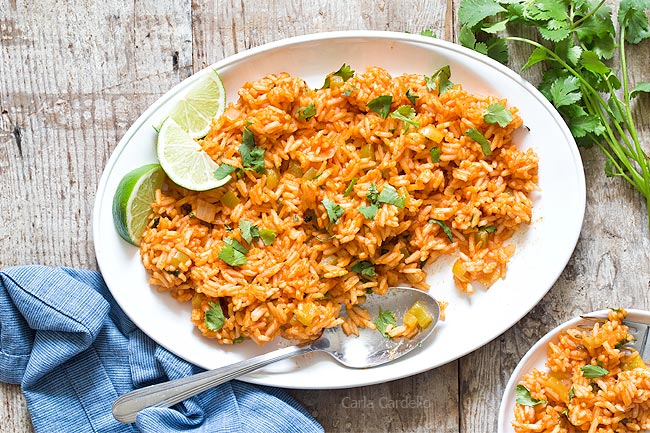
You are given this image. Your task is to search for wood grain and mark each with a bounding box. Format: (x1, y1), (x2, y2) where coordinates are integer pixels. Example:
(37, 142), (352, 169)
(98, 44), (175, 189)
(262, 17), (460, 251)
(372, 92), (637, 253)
(2, 0), (650, 432)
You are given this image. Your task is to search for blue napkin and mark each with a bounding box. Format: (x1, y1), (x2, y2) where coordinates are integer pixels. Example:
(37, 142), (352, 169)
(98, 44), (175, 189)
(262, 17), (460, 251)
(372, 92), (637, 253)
(0, 266), (324, 433)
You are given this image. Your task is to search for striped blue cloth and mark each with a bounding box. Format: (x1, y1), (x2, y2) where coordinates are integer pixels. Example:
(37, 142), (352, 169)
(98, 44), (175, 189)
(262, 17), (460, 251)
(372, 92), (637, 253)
(0, 266), (324, 433)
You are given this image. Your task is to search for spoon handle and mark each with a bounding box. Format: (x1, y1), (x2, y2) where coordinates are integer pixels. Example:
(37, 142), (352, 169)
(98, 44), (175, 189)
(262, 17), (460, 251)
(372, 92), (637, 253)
(112, 344), (314, 423)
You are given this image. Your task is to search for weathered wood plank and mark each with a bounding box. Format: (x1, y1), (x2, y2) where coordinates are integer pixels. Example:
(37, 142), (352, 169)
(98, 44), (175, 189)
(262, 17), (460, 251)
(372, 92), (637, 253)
(0, 1), (192, 431)
(191, 0), (452, 72)
(455, 1), (650, 430)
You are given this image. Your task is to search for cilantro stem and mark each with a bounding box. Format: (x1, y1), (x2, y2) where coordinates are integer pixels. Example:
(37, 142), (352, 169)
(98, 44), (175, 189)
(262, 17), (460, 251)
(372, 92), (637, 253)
(503, 35), (650, 226)
(569, 0), (606, 30)
(620, 28), (650, 167)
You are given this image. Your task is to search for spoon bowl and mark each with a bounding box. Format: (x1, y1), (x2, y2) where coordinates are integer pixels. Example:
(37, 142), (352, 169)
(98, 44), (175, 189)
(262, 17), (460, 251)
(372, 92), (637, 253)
(112, 286), (440, 423)
(320, 286), (440, 368)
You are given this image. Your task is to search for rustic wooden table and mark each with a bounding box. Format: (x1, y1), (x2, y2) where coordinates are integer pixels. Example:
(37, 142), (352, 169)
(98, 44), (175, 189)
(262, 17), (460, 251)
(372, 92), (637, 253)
(1, 1), (649, 432)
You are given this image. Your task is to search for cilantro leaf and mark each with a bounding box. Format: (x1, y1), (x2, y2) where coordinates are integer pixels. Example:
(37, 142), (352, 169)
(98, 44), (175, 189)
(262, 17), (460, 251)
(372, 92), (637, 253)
(343, 178), (358, 197)
(515, 384), (547, 407)
(367, 183), (379, 204)
(233, 336), (244, 344)
(539, 21), (571, 42)
(618, 0), (650, 44)
(367, 95), (393, 119)
(429, 146), (441, 163)
(214, 163), (235, 181)
(378, 184), (406, 208)
(580, 364), (609, 378)
(581, 50), (611, 75)
(358, 204), (379, 219)
(205, 301), (226, 331)
(239, 126), (265, 173)
(631, 81), (650, 98)
(483, 103), (513, 127)
(420, 29), (437, 38)
(321, 64), (355, 89)
(238, 219), (260, 244)
(568, 386), (575, 400)
(459, 25), (477, 49)
(406, 89), (420, 105)
(322, 198), (344, 228)
(482, 19), (508, 34)
(458, 0), (506, 28)
(486, 37), (509, 64)
(351, 261), (377, 277)
(479, 225), (497, 234)
(296, 103), (317, 121)
(373, 308), (397, 338)
(574, 5), (616, 60)
(429, 219), (453, 242)
(554, 38), (582, 67)
(219, 237), (248, 266)
(465, 128), (492, 155)
(561, 105), (606, 138)
(259, 228), (276, 246)
(522, 47), (549, 71)
(426, 65), (453, 95)
(390, 105), (420, 133)
(549, 76), (582, 108)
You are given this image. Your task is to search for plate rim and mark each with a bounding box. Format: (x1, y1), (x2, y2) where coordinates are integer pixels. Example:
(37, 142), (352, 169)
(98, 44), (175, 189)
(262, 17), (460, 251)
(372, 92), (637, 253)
(92, 30), (586, 389)
(497, 308), (650, 432)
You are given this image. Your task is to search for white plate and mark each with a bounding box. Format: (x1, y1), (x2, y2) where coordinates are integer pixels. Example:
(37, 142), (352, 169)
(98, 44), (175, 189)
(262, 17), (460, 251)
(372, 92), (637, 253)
(498, 309), (650, 432)
(92, 31), (585, 389)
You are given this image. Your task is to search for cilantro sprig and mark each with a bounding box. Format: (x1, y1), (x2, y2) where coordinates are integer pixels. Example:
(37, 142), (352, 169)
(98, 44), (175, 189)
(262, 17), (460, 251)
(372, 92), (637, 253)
(358, 183), (406, 220)
(321, 64), (355, 89)
(367, 95), (393, 119)
(390, 105), (420, 133)
(374, 308), (397, 338)
(515, 385), (547, 407)
(218, 237), (248, 266)
(205, 302), (226, 331)
(296, 103), (317, 121)
(322, 198), (344, 229)
(580, 364), (609, 378)
(239, 126), (265, 174)
(483, 103), (513, 127)
(457, 0), (650, 230)
(426, 65), (453, 95)
(351, 261), (377, 277)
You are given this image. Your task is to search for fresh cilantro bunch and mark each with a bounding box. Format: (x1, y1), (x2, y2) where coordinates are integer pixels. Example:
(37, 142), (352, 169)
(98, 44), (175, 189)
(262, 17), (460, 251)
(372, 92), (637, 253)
(458, 0), (650, 227)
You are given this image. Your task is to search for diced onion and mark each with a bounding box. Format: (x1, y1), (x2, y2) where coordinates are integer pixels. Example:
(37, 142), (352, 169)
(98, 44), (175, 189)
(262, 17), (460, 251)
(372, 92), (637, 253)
(405, 301), (433, 328)
(474, 230), (488, 249)
(420, 125), (444, 143)
(303, 167), (319, 180)
(329, 75), (344, 88)
(294, 302), (318, 326)
(360, 143), (375, 160)
(288, 160), (303, 178)
(452, 259), (470, 282)
(195, 199), (217, 222)
(266, 168), (280, 189)
(220, 191), (240, 208)
(169, 251), (191, 269)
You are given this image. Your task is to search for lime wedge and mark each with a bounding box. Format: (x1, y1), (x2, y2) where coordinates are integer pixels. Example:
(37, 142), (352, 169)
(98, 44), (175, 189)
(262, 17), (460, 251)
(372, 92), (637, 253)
(168, 70), (226, 139)
(157, 118), (231, 191)
(112, 164), (165, 246)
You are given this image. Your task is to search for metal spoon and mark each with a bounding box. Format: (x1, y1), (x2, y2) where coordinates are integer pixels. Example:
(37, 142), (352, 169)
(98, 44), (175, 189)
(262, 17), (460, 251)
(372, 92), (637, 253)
(112, 286), (440, 423)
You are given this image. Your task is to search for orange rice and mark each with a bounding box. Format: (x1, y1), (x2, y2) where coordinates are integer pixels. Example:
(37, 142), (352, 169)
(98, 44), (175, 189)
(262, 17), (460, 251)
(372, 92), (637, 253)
(140, 66), (538, 345)
(513, 309), (650, 432)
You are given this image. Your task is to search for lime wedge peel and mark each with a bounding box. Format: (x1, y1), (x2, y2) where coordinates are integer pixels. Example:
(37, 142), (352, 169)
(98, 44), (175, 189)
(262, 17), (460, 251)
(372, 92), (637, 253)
(112, 164), (166, 246)
(157, 118), (231, 191)
(167, 70), (226, 139)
